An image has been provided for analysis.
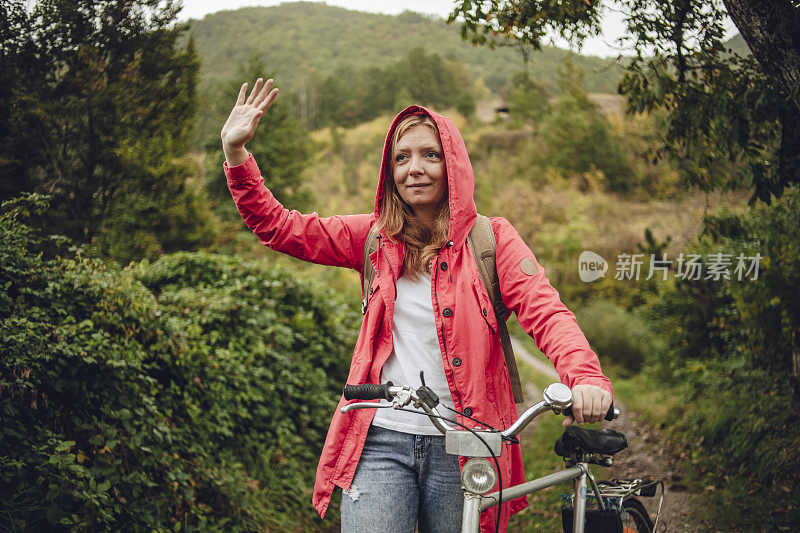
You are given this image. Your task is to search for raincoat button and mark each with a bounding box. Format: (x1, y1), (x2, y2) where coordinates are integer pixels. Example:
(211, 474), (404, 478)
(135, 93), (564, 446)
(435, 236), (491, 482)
(463, 407), (473, 417)
(441, 262), (448, 271)
(442, 307), (452, 317)
(452, 357), (462, 367)
(482, 309), (488, 316)
(447, 241), (454, 248)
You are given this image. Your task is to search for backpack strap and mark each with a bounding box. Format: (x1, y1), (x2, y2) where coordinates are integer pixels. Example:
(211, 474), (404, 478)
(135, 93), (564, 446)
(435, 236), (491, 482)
(361, 224), (381, 315)
(467, 214), (525, 404)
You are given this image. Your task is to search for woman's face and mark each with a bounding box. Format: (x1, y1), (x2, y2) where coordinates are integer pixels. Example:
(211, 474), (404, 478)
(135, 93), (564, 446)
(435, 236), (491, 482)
(391, 125), (447, 224)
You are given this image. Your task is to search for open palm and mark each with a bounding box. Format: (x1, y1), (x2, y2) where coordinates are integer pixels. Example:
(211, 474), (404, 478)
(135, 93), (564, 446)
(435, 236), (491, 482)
(221, 78), (279, 149)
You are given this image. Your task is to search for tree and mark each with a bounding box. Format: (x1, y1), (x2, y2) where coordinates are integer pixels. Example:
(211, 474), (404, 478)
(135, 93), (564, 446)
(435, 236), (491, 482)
(448, 0), (800, 203)
(539, 62), (634, 191)
(201, 56), (313, 211)
(508, 71), (549, 125)
(0, 0), (213, 263)
(389, 47), (476, 116)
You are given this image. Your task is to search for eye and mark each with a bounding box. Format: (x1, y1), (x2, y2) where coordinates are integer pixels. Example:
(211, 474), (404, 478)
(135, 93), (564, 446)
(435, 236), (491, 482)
(394, 153), (408, 162)
(426, 151), (441, 158)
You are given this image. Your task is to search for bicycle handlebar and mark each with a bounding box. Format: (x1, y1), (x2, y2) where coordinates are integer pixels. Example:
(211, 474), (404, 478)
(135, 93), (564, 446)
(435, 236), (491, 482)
(343, 382), (394, 401)
(340, 381), (620, 439)
(563, 404), (618, 422)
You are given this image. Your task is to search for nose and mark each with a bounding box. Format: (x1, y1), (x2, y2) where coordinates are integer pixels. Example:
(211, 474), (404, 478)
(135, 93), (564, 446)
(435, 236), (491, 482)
(409, 154), (424, 176)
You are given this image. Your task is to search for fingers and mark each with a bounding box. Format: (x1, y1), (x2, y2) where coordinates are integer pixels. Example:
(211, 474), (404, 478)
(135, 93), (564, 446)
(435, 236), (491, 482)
(572, 390), (584, 425)
(599, 391), (613, 423)
(236, 82), (247, 106)
(253, 78), (274, 107)
(245, 78), (263, 105)
(240, 78), (278, 114)
(259, 87), (279, 113)
(571, 385), (613, 424)
(584, 392), (597, 424)
(588, 392), (601, 423)
(563, 414), (574, 428)
(247, 109), (264, 131)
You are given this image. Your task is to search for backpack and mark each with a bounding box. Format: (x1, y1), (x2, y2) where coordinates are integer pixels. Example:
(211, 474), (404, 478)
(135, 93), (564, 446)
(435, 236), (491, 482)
(360, 214), (525, 404)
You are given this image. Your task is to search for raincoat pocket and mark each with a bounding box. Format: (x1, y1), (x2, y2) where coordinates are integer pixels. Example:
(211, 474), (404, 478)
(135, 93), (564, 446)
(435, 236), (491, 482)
(472, 277), (498, 335)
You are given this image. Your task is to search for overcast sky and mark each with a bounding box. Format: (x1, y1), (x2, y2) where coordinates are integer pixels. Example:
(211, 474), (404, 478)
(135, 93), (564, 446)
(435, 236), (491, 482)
(177, 0), (633, 58)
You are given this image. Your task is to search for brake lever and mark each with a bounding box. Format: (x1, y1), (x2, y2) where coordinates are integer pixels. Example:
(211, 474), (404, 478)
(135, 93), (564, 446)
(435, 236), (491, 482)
(394, 387), (413, 408)
(340, 400), (394, 413)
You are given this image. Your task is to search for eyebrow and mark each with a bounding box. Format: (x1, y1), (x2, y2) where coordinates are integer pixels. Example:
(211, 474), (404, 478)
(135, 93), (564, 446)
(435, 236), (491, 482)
(394, 145), (442, 152)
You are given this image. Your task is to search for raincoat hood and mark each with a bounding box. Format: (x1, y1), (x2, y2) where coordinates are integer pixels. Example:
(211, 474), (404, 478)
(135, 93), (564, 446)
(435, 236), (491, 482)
(374, 105), (477, 249)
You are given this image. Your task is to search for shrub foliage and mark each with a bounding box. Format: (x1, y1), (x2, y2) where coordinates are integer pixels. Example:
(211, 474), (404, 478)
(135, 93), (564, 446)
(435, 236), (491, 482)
(0, 195), (358, 531)
(645, 187), (800, 528)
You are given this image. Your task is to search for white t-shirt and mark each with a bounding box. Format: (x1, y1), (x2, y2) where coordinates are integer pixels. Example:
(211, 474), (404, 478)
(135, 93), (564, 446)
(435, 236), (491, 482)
(372, 271), (457, 435)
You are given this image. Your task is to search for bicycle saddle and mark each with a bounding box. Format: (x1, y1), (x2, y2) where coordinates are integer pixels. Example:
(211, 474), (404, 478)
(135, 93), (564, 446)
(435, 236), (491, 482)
(554, 426), (628, 457)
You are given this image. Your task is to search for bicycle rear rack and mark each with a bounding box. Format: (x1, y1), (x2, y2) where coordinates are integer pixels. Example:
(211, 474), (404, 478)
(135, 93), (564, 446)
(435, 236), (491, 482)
(595, 478), (665, 532)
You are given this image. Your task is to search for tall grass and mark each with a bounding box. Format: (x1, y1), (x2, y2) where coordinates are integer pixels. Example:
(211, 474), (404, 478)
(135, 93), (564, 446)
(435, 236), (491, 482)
(613, 368), (800, 530)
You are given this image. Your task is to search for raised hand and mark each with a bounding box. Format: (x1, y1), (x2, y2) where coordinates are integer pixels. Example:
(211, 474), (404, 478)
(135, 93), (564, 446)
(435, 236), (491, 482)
(220, 78), (279, 166)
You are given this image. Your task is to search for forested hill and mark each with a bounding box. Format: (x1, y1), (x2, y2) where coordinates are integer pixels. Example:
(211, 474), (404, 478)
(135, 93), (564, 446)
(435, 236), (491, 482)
(186, 1), (622, 95)
(724, 33), (752, 56)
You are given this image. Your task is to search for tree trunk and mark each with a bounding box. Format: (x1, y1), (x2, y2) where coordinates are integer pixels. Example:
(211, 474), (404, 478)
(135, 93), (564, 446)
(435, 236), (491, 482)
(722, 0), (800, 114)
(793, 328), (800, 395)
(724, 1), (800, 193)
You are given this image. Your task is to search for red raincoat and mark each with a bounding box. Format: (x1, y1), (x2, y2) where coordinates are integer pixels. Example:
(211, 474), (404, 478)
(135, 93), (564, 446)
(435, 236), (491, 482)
(225, 105), (612, 531)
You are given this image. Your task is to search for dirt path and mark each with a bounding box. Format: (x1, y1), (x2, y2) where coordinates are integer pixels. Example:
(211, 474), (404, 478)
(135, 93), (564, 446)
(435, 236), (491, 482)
(603, 404), (710, 531)
(511, 338), (709, 532)
(510, 337), (559, 383)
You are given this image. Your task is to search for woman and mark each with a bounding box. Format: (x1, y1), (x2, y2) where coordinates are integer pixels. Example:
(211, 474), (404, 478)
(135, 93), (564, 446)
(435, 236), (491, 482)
(222, 78), (613, 532)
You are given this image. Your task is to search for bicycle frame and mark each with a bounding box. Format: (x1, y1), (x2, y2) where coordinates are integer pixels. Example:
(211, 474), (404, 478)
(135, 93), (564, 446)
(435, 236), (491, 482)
(460, 460), (601, 533)
(341, 382), (619, 533)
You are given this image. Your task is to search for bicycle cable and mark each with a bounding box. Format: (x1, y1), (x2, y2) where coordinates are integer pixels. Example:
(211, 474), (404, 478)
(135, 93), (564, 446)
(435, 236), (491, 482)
(440, 404), (499, 432)
(390, 407), (504, 533)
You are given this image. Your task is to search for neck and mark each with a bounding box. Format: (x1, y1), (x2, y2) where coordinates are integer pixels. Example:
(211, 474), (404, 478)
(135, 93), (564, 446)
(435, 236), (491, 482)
(414, 207), (436, 230)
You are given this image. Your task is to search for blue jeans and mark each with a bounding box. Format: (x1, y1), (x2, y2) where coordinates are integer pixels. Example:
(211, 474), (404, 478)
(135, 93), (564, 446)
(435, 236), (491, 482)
(339, 425), (464, 533)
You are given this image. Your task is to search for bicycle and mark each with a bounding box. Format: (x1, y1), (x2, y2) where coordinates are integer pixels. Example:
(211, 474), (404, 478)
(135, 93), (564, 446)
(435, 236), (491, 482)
(341, 379), (664, 533)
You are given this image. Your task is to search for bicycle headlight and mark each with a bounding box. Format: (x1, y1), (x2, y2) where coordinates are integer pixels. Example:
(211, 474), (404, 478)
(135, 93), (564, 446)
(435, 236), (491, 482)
(461, 458), (497, 495)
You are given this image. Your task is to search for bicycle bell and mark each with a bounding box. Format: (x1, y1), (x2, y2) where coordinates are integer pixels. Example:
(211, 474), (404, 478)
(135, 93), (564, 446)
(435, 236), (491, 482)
(542, 382), (572, 410)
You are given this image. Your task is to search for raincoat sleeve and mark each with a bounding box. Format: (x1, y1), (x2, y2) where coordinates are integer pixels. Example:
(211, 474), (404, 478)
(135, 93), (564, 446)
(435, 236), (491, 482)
(224, 154), (372, 271)
(490, 217), (612, 395)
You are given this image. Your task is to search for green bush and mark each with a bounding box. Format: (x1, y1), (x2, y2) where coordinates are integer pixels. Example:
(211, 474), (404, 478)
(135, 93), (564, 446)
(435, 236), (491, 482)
(535, 64), (634, 193)
(641, 187), (800, 529)
(574, 300), (659, 374)
(1, 194), (358, 531)
(648, 186), (800, 377)
(658, 367), (800, 529)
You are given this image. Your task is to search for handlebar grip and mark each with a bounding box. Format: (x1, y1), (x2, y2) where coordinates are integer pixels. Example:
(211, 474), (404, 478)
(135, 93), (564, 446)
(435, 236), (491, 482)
(563, 403), (618, 422)
(343, 382), (394, 401)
